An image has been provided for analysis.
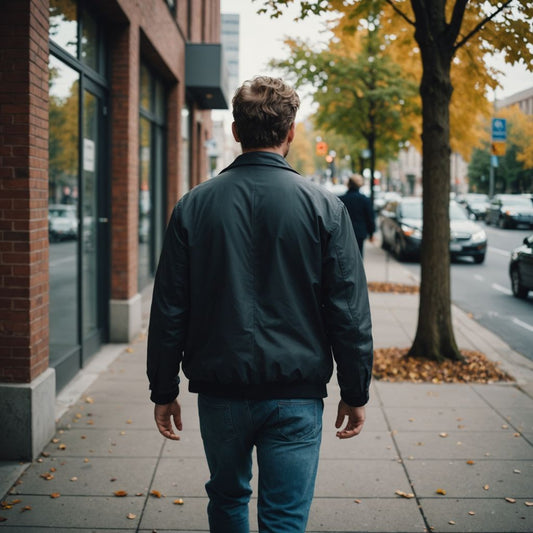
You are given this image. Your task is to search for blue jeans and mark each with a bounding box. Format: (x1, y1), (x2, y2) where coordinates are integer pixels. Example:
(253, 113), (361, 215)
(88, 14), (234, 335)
(198, 394), (323, 533)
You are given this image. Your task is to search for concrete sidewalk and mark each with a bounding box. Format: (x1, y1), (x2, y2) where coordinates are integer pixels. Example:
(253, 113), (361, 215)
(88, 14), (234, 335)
(1, 243), (532, 532)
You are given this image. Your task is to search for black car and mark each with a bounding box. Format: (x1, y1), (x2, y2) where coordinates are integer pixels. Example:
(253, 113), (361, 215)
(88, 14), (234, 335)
(485, 194), (533, 229)
(509, 234), (533, 299)
(379, 197), (487, 263)
(463, 193), (489, 220)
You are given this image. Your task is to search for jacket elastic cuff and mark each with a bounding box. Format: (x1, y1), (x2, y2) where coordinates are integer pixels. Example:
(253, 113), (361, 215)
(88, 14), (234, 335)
(150, 387), (179, 405)
(341, 391), (369, 407)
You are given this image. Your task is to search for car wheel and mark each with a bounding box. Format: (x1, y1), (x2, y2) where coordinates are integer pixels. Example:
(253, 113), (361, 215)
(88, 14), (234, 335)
(473, 254), (485, 264)
(510, 267), (528, 299)
(393, 235), (405, 261)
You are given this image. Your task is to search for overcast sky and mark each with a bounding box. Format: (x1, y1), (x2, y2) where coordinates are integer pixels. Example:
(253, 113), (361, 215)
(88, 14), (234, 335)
(221, 0), (533, 117)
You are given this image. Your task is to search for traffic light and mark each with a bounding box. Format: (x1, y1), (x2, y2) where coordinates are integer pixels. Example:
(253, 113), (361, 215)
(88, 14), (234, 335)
(316, 141), (328, 156)
(491, 142), (506, 156)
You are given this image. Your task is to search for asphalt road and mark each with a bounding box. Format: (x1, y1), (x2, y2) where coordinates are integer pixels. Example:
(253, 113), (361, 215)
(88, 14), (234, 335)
(398, 224), (533, 361)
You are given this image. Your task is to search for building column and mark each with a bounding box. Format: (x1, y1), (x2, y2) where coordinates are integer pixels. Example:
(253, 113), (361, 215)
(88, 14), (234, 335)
(0, 0), (55, 460)
(109, 22), (143, 342)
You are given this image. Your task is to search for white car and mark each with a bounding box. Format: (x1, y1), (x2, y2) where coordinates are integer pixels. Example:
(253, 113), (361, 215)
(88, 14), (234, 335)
(48, 204), (77, 242)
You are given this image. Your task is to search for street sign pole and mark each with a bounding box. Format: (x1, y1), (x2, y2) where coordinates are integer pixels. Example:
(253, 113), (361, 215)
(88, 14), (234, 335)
(489, 118), (506, 197)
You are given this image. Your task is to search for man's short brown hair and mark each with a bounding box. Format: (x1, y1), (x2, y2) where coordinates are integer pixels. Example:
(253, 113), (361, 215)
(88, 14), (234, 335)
(232, 76), (300, 150)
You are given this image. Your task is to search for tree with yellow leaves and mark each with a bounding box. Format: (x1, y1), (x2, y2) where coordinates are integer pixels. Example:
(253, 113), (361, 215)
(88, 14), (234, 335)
(272, 12), (419, 208)
(257, 0), (533, 363)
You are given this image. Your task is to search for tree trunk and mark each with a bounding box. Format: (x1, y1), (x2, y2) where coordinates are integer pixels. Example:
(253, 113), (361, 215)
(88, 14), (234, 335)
(407, 39), (463, 362)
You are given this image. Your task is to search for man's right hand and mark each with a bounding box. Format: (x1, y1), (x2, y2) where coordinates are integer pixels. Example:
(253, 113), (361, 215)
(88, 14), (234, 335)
(335, 400), (365, 439)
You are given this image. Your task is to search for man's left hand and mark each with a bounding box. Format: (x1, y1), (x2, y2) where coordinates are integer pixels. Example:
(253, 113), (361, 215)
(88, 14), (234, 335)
(154, 399), (182, 440)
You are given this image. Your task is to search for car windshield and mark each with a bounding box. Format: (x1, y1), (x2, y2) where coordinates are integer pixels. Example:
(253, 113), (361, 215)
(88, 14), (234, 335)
(501, 196), (532, 207)
(450, 202), (468, 220)
(400, 201), (469, 221)
(49, 208), (75, 218)
(400, 202), (422, 219)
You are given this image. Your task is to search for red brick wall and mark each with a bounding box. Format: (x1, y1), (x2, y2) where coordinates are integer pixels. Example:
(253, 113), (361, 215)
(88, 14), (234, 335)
(109, 23), (140, 301)
(0, 0), (50, 383)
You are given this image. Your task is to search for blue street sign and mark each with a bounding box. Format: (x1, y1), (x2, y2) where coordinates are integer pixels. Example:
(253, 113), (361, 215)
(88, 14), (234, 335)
(491, 118), (507, 141)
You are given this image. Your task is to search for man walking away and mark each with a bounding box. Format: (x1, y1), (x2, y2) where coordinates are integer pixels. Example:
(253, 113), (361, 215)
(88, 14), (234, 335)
(340, 174), (376, 257)
(147, 76), (373, 533)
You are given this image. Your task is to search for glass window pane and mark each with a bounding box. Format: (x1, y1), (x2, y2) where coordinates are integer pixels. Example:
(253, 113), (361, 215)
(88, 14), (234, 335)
(48, 55), (80, 358)
(49, 0), (78, 58)
(181, 106), (190, 195)
(140, 64), (152, 112)
(81, 8), (98, 71)
(82, 90), (99, 337)
(155, 79), (165, 122)
(139, 117), (152, 289)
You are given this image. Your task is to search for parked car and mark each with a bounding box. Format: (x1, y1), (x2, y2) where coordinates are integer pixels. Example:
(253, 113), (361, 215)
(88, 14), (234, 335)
(509, 234), (533, 299)
(374, 191), (402, 213)
(485, 194), (533, 229)
(48, 204), (77, 242)
(463, 193), (489, 220)
(379, 197), (487, 263)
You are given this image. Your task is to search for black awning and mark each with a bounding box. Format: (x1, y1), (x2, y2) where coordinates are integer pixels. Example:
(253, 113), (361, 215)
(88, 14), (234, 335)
(185, 43), (229, 110)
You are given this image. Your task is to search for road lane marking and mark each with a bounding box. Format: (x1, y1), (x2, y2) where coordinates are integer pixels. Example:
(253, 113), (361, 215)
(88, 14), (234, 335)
(512, 318), (533, 333)
(488, 246), (510, 257)
(492, 283), (512, 295)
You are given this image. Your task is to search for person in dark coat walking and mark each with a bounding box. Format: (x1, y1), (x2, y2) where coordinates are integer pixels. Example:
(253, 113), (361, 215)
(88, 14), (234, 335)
(147, 77), (373, 533)
(340, 174), (376, 256)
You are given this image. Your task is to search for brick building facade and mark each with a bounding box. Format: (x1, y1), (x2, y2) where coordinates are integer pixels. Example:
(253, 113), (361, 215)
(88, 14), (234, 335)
(0, 0), (228, 460)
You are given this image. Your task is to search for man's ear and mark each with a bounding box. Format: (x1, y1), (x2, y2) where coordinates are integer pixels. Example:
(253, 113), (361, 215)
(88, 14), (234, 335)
(287, 122), (296, 144)
(231, 122), (240, 143)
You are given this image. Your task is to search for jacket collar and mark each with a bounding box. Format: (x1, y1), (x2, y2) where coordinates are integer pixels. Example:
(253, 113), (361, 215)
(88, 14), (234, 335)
(219, 151), (300, 176)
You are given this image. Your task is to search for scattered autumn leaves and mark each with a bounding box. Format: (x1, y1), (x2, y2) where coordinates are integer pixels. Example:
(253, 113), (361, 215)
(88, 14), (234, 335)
(373, 347), (514, 384)
(368, 281), (419, 294)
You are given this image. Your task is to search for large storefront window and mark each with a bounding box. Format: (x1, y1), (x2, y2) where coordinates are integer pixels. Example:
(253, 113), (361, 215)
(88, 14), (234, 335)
(139, 64), (167, 290)
(181, 106), (191, 195)
(49, 0), (108, 390)
(49, 57), (80, 356)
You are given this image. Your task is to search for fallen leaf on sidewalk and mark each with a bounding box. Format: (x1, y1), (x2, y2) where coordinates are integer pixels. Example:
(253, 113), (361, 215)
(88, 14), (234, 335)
(174, 498), (184, 505)
(126, 513), (136, 519)
(50, 493), (60, 499)
(114, 490), (128, 497)
(436, 489), (447, 495)
(505, 497), (516, 503)
(395, 490), (414, 499)
(150, 490), (162, 498)
(525, 502), (533, 507)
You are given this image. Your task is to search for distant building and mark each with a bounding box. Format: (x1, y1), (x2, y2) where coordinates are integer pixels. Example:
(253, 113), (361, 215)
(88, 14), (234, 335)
(496, 86), (533, 115)
(221, 13), (240, 96)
